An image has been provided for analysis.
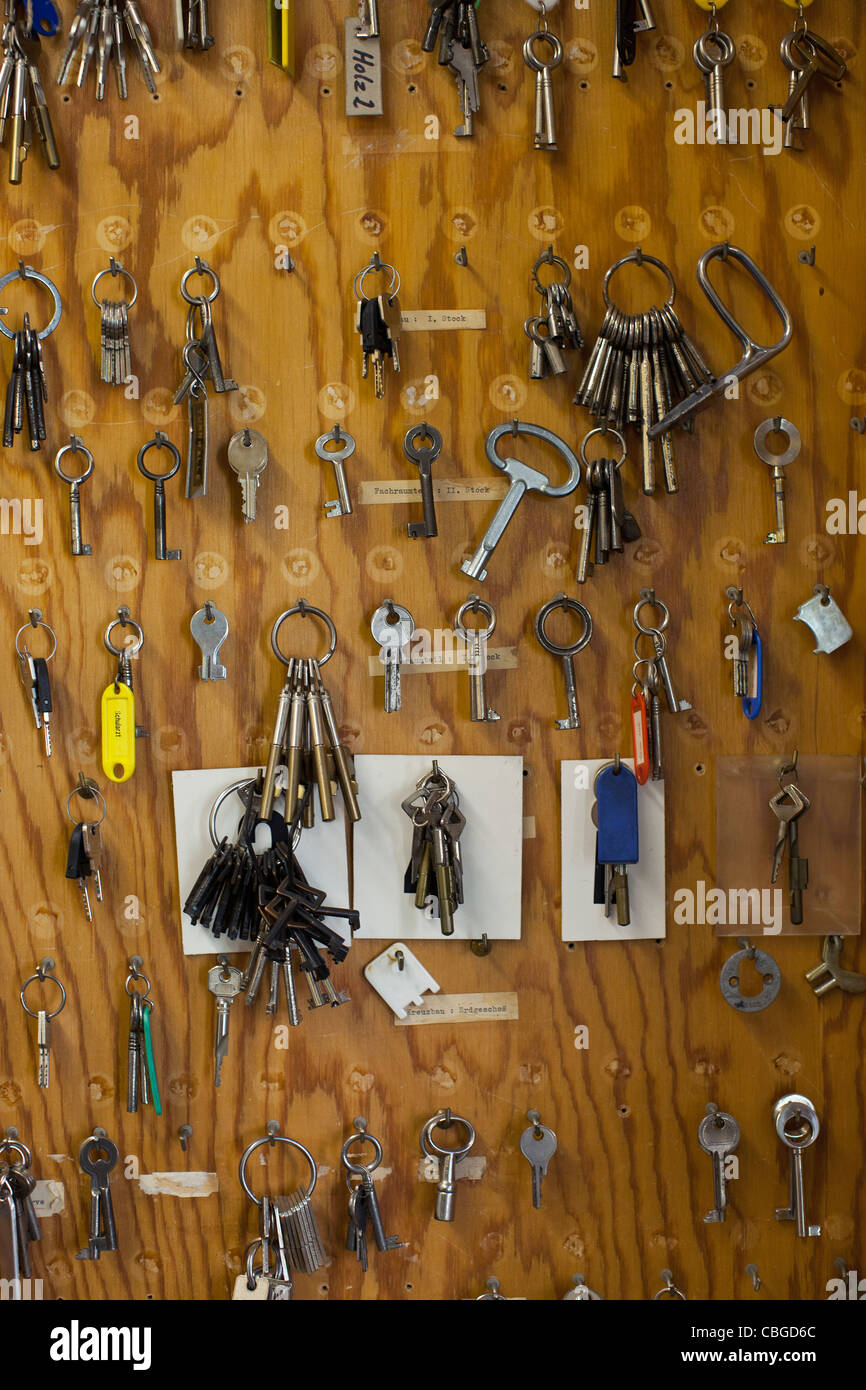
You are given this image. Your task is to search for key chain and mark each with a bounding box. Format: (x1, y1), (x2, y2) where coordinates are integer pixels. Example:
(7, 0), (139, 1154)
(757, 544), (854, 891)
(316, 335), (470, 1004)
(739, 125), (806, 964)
(0, 262), (61, 451)
(725, 587), (762, 720)
(125, 957), (161, 1116)
(101, 606), (146, 783)
(593, 758), (639, 927)
(693, 3), (736, 146)
(91, 258), (137, 385)
(66, 775), (107, 922)
(20, 959), (67, 1089)
(57, 1), (161, 98)
(522, 3), (562, 152)
(15, 608), (56, 757)
(352, 253), (402, 400)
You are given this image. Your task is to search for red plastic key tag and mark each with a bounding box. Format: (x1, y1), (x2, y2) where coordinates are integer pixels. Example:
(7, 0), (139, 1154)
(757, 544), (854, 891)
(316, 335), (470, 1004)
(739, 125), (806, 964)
(631, 691), (650, 785)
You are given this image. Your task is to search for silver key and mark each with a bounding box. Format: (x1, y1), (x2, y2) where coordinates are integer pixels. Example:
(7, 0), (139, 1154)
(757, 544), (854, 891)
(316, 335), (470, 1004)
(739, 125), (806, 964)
(534, 594), (593, 731)
(753, 416), (800, 546)
(774, 1094), (821, 1238)
(227, 428), (269, 523)
(315, 424), (355, 518)
(453, 595), (500, 723)
(449, 42), (479, 137)
(190, 603), (229, 680)
(208, 958), (244, 1088)
(697, 1105), (740, 1223)
(370, 600), (415, 714)
(519, 1111), (557, 1209)
(693, 25), (735, 144)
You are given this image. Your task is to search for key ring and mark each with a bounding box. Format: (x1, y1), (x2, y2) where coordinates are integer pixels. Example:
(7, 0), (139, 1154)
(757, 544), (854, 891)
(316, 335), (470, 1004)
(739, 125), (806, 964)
(632, 656), (660, 693)
(403, 422), (443, 462)
(454, 594), (496, 643)
(653, 1269), (687, 1300)
(15, 616), (56, 661)
(91, 260), (138, 310)
(0, 1137), (32, 1167)
(66, 785), (107, 827)
(180, 260), (221, 305)
(534, 594), (593, 657)
(523, 28), (563, 71)
(580, 426), (627, 472)
(0, 264), (62, 341)
(315, 424), (356, 465)
(271, 602), (337, 668)
(20, 960), (67, 1020)
(602, 251), (677, 313)
(125, 956), (153, 1001)
(353, 259), (400, 302)
(485, 420), (581, 496)
(419, 1111), (475, 1161)
(633, 593), (670, 635)
(694, 29), (735, 72)
(238, 1134), (318, 1205)
(55, 436), (95, 486)
(104, 612), (144, 660)
(531, 245), (572, 290)
(774, 1094), (819, 1149)
(137, 432), (182, 483)
(341, 1126), (384, 1177)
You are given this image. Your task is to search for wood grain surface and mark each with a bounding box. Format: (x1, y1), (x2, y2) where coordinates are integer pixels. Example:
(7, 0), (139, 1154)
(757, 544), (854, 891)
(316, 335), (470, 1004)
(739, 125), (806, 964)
(0, 0), (864, 1302)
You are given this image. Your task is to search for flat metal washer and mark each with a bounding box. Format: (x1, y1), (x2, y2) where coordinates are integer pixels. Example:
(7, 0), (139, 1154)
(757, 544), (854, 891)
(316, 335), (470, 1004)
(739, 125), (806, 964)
(720, 944), (781, 1012)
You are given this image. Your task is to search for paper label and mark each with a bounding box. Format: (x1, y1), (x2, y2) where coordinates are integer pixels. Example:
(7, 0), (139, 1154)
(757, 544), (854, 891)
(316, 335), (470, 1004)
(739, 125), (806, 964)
(396, 992), (519, 1026)
(138, 1171), (219, 1198)
(367, 646), (517, 677)
(399, 310), (487, 331)
(344, 19), (383, 117)
(357, 477), (507, 505)
(32, 1180), (65, 1216)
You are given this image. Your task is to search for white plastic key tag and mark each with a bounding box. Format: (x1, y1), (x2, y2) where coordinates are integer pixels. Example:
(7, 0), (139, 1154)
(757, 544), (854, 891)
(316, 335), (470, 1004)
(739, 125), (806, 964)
(232, 1273), (269, 1301)
(364, 942), (440, 1019)
(793, 585), (853, 655)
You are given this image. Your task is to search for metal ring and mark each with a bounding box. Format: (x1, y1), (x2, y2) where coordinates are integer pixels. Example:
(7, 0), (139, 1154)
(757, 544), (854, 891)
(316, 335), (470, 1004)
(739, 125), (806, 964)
(419, 1113), (475, 1160)
(65, 786), (107, 827)
(271, 603), (337, 668)
(104, 615), (144, 658)
(522, 30), (563, 70)
(137, 435), (182, 483)
(693, 30), (735, 73)
(54, 438), (95, 486)
(773, 1095), (819, 1150)
(180, 262), (220, 304)
(238, 1134), (318, 1206)
(602, 251), (676, 313)
(719, 945), (781, 1012)
(340, 1131), (384, 1176)
(753, 417), (801, 469)
(91, 264), (138, 309)
(125, 971), (152, 998)
(485, 421), (582, 498)
(530, 248), (571, 289)
(454, 595), (496, 643)
(209, 776), (258, 849)
(314, 427), (356, 464)
(0, 1138), (31, 1166)
(353, 261), (400, 302)
(653, 1282), (686, 1301)
(534, 594), (593, 658)
(402, 422), (443, 463)
(579, 426), (627, 469)
(633, 596), (670, 635)
(20, 971), (67, 1021)
(0, 266), (62, 341)
(15, 620), (57, 662)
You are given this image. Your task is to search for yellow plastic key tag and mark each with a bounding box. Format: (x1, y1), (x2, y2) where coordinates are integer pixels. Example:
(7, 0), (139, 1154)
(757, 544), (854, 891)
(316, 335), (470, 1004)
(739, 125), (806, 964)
(101, 681), (136, 782)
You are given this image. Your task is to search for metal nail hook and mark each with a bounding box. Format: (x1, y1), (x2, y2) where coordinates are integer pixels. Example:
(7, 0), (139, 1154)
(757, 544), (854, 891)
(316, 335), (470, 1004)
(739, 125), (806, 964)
(179, 1125), (193, 1151)
(266, 1120), (280, 1145)
(746, 1263), (762, 1291)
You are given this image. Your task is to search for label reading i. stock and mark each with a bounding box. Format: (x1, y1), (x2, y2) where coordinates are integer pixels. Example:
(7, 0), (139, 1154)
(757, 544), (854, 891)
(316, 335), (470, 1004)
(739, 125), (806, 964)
(345, 19), (383, 117)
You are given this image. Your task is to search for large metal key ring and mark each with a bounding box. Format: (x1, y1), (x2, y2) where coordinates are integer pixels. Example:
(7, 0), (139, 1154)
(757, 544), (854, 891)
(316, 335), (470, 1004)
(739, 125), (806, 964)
(454, 594), (496, 643)
(419, 1111), (476, 1160)
(535, 594), (593, 656)
(91, 262), (138, 309)
(403, 422), (443, 463)
(270, 601), (337, 668)
(20, 961), (67, 1020)
(602, 251), (677, 312)
(104, 613), (144, 658)
(238, 1134), (318, 1205)
(633, 594), (670, 635)
(523, 29), (563, 71)
(180, 261), (221, 304)
(0, 265), (63, 340)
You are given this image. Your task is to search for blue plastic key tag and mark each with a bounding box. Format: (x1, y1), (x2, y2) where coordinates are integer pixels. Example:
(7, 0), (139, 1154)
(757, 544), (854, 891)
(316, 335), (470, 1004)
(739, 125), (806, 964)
(742, 629), (763, 721)
(595, 762), (639, 865)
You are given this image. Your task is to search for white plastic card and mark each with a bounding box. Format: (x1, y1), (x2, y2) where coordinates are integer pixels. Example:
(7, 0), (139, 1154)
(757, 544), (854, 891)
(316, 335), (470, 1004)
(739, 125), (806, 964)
(352, 755), (523, 941)
(560, 760), (666, 942)
(363, 942), (440, 1018)
(172, 767), (350, 957)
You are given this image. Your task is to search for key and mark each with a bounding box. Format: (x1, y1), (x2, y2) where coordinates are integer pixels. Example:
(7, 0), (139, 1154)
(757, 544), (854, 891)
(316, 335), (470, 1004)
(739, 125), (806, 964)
(26, 655), (52, 755)
(534, 594), (593, 731)
(520, 1112), (557, 1209)
(81, 821), (104, 902)
(693, 25), (735, 144)
(371, 600), (415, 713)
(54, 436), (94, 557)
(356, 294), (390, 397)
(305, 672), (335, 822)
(779, 31), (846, 125)
(463, 421), (582, 582)
(8, 52), (26, 185)
(377, 292), (402, 374)
(780, 32), (808, 151)
(769, 782), (808, 883)
(363, 1177), (401, 1252)
(523, 25), (562, 151)
(403, 422), (441, 539)
(453, 595), (499, 722)
(356, 0), (379, 40)
(697, 1105), (740, 1223)
(449, 41), (478, 137)
(66, 822), (93, 920)
(208, 958), (244, 1087)
(19, 36), (59, 169)
(753, 416), (800, 546)
(346, 1187), (369, 1272)
(190, 602), (229, 680)
(594, 761), (639, 926)
(419, 1110), (475, 1222)
(20, 960), (67, 1091)
(774, 1094), (820, 1238)
(57, 1), (92, 83)
(76, 1131), (119, 1260)
(186, 379), (209, 499)
(315, 424), (355, 518)
(136, 433), (181, 560)
(227, 428), (269, 523)
(310, 659), (362, 823)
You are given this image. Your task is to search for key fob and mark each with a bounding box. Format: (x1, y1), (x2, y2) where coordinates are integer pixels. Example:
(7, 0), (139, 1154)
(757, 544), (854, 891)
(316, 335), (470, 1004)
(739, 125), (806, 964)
(596, 763), (639, 865)
(65, 823), (90, 880)
(33, 657), (52, 715)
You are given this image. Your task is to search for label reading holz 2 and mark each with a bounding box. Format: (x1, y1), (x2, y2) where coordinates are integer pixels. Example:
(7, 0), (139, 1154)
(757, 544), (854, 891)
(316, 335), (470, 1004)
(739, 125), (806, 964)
(345, 20), (383, 117)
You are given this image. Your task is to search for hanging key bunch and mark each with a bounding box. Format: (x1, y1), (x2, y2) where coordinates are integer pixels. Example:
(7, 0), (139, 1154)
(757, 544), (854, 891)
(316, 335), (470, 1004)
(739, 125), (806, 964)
(177, 0), (214, 51)
(724, 586), (762, 720)
(421, 0), (488, 137)
(522, 2), (562, 151)
(57, 0), (160, 98)
(575, 249), (713, 498)
(100, 606), (147, 783)
(525, 246), (583, 381)
(125, 956), (161, 1115)
(0, 262), (60, 451)
(630, 588), (692, 783)
(91, 258), (136, 385)
(19, 958), (66, 1089)
(0, 8), (60, 184)
(613, 0), (656, 80)
(774, 1), (846, 152)
(353, 253), (402, 399)
(692, 1), (736, 145)
(15, 608), (55, 756)
(174, 258), (237, 499)
(0, 1131), (42, 1288)
(65, 773), (107, 921)
(76, 1129), (119, 1262)
(233, 1127), (327, 1300)
(401, 761), (466, 937)
(341, 1118), (402, 1273)
(592, 758), (639, 927)
(575, 427), (641, 584)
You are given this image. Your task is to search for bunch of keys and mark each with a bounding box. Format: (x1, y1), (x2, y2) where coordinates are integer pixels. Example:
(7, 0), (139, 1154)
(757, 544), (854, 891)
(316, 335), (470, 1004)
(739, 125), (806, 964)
(592, 758), (639, 927)
(0, 263), (60, 451)
(65, 774), (107, 922)
(724, 586), (762, 720)
(234, 1128), (327, 1300)
(613, 0), (656, 80)
(421, 0), (489, 137)
(0, 14), (60, 183)
(0, 1131), (42, 1287)
(341, 1118), (402, 1272)
(15, 609), (55, 755)
(19, 959), (66, 1089)
(101, 606), (147, 783)
(774, 17), (846, 152)
(75, 1128), (119, 1261)
(522, 3), (562, 151)
(526, 245), (583, 380)
(402, 761), (466, 936)
(575, 428), (642, 584)
(173, 259), (237, 498)
(353, 253), (401, 398)
(125, 956), (161, 1115)
(57, 0), (161, 98)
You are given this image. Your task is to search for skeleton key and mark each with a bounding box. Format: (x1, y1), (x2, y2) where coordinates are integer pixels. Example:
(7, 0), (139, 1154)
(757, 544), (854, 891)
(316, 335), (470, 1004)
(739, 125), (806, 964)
(54, 436), (94, 556)
(315, 423), (355, 518)
(774, 1094), (820, 1238)
(453, 595), (500, 722)
(523, 22), (562, 151)
(697, 1106), (740, 1223)
(520, 1112), (557, 1209)
(753, 416), (800, 545)
(190, 602), (229, 680)
(137, 433), (182, 560)
(404, 422), (441, 539)
(371, 600), (415, 713)
(534, 593), (592, 730)
(779, 31), (846, 124)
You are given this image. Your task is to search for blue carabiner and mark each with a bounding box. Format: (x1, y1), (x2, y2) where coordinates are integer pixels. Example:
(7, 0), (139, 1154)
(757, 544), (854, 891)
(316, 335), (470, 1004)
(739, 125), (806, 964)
(742, 629), (763, 721)
(26, 0), (61, 37)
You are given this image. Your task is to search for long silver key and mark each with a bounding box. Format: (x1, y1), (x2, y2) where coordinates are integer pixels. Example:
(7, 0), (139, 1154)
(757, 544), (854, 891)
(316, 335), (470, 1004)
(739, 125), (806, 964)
(208, 958), (244, 1087)
(315, 424), (355, 518)
(697, 1105), (739, 1223)
(190, 602), (229, 680)
(370, 600), (415, 713)
(454, 595), (500, 723)
(449, 42), (479, 137)
(774, 1094), (821, 1238)
(753, 416), (800, 546)
(520, 1112), (557, 1209)
(227, 428), (268, 523)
